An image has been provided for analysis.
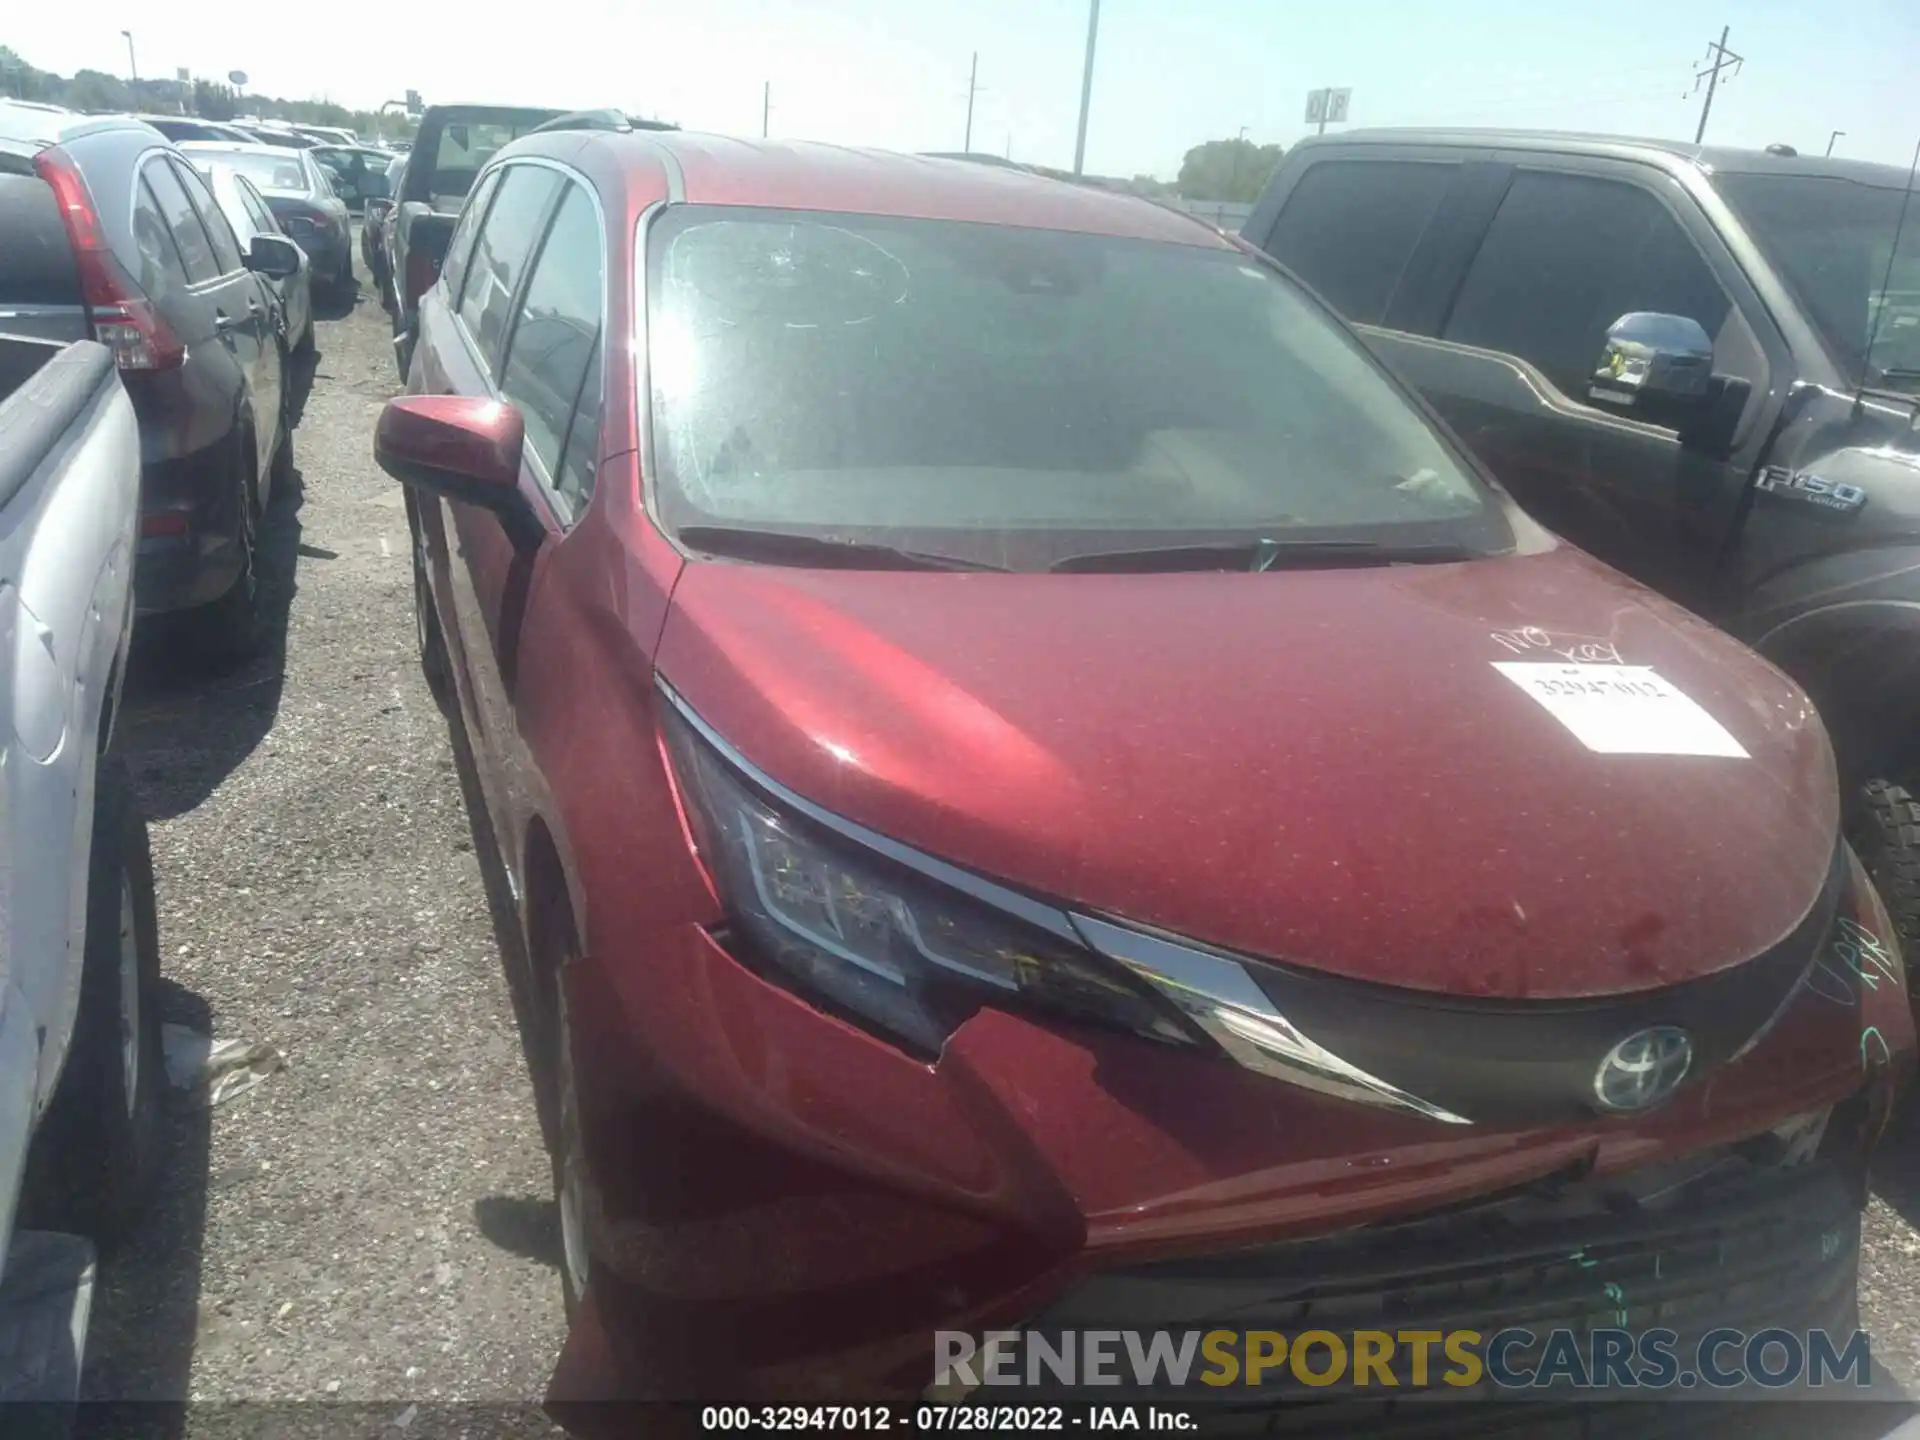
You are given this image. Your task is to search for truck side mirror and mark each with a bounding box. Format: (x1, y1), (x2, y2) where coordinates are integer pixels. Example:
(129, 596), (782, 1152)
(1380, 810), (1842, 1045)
(1589, 312), (1714, 421)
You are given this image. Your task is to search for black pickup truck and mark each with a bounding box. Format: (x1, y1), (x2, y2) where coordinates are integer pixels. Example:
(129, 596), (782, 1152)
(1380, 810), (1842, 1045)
(1246, 130), (1920, 951)
(385, 104), (564, 379)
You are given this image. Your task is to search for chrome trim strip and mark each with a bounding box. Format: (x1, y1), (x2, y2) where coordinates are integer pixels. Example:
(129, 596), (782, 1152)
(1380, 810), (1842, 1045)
(1070, 915), (1472, 1125)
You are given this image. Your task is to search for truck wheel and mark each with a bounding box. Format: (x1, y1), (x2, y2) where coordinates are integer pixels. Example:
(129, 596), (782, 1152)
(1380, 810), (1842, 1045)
(1849, 779), (1920, 984)
(19, 758), (163, 1248)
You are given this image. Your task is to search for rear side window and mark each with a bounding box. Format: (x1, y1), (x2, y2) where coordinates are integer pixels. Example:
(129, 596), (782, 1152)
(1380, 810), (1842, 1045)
(1442, 171), (1733, 399)
(141, 157), (221, 285)
(457, 165), (561, 375)
(499, 182), (604, 518)
(440, 167), (501, 307)
(132, 178), (189, 298)
(1264, 160), (1456, 324)
(174, 158), (245, 274)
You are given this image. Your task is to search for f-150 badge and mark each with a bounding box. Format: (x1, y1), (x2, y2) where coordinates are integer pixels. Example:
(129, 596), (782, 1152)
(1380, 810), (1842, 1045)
(1754, 465), (1867, 513)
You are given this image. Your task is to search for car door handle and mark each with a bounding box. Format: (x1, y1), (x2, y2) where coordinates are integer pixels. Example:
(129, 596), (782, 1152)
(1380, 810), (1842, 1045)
(215, 311), (238, 333)
(247, 299), (265, 317)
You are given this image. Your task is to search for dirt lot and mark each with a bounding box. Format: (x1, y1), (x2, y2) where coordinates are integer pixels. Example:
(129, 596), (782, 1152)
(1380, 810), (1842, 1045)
(83, 257), (566, 1421)
(68, 233), (1920, 1424)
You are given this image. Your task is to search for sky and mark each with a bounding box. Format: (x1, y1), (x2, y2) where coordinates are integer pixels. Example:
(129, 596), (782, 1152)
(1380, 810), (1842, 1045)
(8, 0), (1919, 176)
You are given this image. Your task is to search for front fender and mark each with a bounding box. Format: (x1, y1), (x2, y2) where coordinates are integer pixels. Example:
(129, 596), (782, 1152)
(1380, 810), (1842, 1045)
(1743, 548), (1920, 783)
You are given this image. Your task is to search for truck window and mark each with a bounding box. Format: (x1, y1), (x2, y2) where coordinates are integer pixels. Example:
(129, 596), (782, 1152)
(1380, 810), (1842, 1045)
(457, 165), (562, 378)
(1442, 170), (1733, 401)
(1263, 160), (1456, 324)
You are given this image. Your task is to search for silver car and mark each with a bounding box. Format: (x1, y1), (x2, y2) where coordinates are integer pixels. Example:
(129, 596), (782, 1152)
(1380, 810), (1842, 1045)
(175, 141), (353, 295)
(189, 160), (315, 355)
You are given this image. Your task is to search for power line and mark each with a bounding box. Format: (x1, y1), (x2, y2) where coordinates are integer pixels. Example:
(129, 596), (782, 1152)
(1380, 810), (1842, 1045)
(1690, 25), (1743, 144)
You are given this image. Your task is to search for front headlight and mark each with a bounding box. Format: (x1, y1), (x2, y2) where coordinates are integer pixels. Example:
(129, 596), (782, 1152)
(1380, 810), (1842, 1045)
(661, 700), (1195, 1057)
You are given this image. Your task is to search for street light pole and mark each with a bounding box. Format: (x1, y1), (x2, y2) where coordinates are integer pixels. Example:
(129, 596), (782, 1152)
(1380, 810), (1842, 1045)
(1826, 129), (1845, 157)
(1072, 0), (1100, 175)
(963, 52), (979, 152)
(120, 30), (138, 85)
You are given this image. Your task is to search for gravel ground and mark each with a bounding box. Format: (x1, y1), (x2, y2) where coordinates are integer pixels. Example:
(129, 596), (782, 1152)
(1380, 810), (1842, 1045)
(80, 250), (568, 1418)
(60, 228), (1920, 1428)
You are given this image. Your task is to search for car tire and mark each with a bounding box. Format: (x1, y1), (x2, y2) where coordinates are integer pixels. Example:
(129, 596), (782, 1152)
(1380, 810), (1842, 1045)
(293, 310), (315, 357)
(1850, 779), (1920, 988)
(17, 757), (163, 1249)
(187, 437), (266, 667)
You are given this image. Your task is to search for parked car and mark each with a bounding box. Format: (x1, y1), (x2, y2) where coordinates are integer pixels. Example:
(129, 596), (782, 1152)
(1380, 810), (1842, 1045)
(3, 123), (302, 662)
(124, 114), (256, 145)
(365, 154), (407, 301)
(1244, 130), (1920, 966)
(384, 103), (565, 378)
(0, 338), (158, 1408)
(0, 98), (81, 146)
(375, 125), (1915, 1405)
(311, 143), (395, 212)
(232, 121), (315, 150)
(187, 158), (314, 356)
(176, 141), (352, 296)
(293, 124), (359, 148)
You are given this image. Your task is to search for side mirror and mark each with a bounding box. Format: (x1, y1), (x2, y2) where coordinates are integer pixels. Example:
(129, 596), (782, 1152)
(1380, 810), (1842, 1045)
(375, 395), (539, 543)
(245, 234), (302, 280)
(1589, 312), (1714, 414)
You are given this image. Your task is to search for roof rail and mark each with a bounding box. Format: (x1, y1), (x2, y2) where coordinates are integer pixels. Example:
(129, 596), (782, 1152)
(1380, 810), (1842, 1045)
(529, 109), (680, 137)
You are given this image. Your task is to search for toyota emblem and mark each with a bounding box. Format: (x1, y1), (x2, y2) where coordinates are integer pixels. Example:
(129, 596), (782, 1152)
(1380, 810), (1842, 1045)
(1593, 1027), (1693, 1113)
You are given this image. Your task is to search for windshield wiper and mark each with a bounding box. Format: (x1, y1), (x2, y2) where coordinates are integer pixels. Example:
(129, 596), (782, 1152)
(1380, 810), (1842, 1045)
(1048, 537), (1482, 573)
(676, 524), (1007, 572)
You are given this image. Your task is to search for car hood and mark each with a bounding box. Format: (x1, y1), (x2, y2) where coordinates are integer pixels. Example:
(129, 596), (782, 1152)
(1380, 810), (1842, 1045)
(656, 545), (1837, 999)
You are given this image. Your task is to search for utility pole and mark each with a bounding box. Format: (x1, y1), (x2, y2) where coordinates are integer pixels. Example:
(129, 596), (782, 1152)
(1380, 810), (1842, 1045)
(1826, 129), (1845, 157)
(1072, 0), (1101, 175)
(963, 52), (980, 152)
(120, 30), (138, 84)
(1690, 25), (1743, 145)
(762, 81), (770, 138)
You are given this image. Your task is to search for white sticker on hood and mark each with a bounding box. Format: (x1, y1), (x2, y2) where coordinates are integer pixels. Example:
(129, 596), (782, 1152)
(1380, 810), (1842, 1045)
(1492, 663), (1748, 758)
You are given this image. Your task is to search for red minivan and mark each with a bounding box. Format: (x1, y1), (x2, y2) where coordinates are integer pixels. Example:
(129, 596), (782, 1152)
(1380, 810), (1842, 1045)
(375, 122), (1914, 1409)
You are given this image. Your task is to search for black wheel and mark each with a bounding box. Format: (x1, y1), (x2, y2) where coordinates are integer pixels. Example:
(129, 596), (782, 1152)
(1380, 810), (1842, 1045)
(19, 757), (162, 1248)
(412, 512), (453, 712)
(336, 252), (355, 295)
(1849, 779), (1920, 983)
(186, 437), (265, 667)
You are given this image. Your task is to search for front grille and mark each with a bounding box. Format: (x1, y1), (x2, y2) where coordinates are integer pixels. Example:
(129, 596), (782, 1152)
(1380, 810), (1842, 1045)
(1019, 1153), (1862, 1434)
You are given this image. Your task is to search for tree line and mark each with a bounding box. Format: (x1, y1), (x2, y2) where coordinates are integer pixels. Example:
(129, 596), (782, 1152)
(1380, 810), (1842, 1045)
(0, 45), (410, 140)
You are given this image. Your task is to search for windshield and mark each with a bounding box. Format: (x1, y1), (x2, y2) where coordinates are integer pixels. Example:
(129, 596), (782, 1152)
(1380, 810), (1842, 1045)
(1716, 171), (1920, 392)
(644, 208), (1509, 571)
(193, 148), (312, 195)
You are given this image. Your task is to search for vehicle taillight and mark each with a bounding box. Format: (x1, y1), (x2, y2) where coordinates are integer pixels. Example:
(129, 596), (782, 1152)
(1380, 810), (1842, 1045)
(405, 245), (440, 308)
(33, 148), (186, 372)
